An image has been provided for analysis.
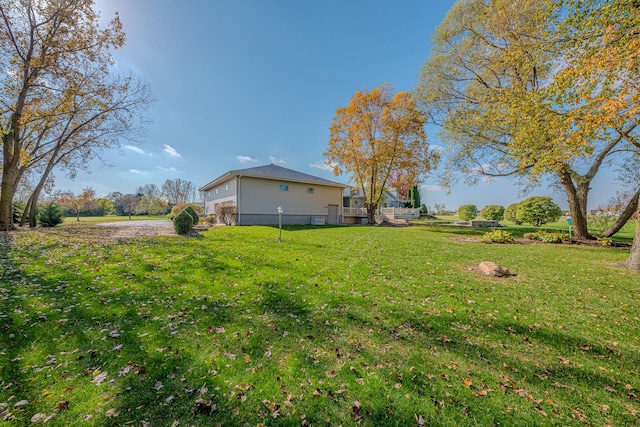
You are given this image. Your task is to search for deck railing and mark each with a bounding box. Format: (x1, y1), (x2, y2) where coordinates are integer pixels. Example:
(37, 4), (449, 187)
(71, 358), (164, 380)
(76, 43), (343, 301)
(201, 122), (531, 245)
(343, 207), (420, 219)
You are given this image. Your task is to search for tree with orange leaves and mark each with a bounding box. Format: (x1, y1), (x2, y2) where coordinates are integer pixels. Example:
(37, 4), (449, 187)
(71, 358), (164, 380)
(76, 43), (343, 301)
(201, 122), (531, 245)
(324, 84), (438, 224)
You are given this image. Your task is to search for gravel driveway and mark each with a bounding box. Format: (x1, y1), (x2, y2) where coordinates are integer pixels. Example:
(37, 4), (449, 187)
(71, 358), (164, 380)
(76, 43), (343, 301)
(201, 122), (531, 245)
(97, 220), (176, 238)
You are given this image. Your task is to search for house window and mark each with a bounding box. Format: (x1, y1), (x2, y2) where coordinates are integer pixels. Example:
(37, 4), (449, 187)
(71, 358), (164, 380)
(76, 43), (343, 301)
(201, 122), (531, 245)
(280, 184), (289, 192)
(307, 187), (314, 194)
(207, 191), (210, 197)
(215, 189), (219, 195)
(225, 184), (229, 191)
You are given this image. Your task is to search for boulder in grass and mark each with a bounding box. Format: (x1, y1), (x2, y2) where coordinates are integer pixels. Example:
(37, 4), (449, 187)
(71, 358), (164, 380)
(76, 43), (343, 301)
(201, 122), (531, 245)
(479, 261), (512, 277)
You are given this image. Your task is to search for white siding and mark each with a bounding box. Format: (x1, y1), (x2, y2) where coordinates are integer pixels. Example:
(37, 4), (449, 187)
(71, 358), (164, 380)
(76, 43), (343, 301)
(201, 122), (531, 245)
(203, 177), (237, 215)
(238, 177), (342, 216)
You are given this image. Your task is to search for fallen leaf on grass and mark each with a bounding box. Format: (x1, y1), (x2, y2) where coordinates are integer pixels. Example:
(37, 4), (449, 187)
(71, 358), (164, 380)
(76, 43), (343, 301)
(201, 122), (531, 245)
(30, 413), (46, 423)
(105, 408), (119, 417)
(194, 398), (217, 415)
(263, 399), (281, 418)
(625, 403), (640, 416)
(92, 371), (108, 385)
(55, 401), (69, 411)
(13, 400), (29, 409)
(349, 401), (362, 421)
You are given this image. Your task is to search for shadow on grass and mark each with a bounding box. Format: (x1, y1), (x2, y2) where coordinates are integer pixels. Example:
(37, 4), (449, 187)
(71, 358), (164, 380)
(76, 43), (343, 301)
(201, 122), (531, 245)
(1, 230), (638, 426)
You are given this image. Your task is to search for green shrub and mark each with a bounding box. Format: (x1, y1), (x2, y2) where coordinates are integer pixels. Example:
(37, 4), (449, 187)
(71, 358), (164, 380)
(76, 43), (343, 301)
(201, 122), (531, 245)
(183, 205), (199, 225)
(597, 236), (613, 247)
(504, 203), (521, 224)
(38, 202), (64, 227)
(477, 229), (515, 244)
(12, 201), (26, 223)
(481, 205), (504, 221)
(516, 196), (562, 227)
(457, 204), (478, 221)
(168, 203), (203, 220)
(215, 205), (237, 226)
(173, 209), (193, 235)
(524, 231), (569, 243)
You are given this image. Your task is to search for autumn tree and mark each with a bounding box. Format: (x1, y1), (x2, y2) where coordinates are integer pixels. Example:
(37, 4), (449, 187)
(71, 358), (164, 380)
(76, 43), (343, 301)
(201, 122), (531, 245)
(555, 0), (640, 268)
(324, 84), (438, 223)
(56, 187), (98, 222)
(0, 0), (152, 230)
(413, 0), (639, 240)
(161, 179), (196, 206)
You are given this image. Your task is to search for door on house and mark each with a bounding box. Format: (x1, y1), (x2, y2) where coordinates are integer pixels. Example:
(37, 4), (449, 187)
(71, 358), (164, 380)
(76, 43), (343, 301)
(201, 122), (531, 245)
(327, 204), (339, 224)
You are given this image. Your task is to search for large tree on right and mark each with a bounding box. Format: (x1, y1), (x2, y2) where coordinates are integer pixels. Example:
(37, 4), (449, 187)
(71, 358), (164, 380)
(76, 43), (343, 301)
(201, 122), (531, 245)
(414, 0), (639, 245)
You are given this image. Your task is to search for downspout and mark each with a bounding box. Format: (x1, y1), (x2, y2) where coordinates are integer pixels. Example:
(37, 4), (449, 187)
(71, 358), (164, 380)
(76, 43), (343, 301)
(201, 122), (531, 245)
(236, 174), (242, 225)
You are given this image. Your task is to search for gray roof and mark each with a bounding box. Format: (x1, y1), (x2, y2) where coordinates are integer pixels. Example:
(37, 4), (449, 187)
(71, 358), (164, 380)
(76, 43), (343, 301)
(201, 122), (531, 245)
(199, 164), (347, 191)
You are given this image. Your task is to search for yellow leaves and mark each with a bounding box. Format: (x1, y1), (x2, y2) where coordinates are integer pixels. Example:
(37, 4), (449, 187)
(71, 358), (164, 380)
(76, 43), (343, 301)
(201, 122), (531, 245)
(325, 83), (436, 213)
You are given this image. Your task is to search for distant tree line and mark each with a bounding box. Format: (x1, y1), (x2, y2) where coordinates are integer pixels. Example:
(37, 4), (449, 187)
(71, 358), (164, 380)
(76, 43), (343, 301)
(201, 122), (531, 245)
(12, 178), (198, 223)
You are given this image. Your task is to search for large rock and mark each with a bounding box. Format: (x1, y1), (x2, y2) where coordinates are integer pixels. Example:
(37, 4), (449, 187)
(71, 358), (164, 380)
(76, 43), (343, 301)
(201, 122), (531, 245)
(479, 261), (511, 277)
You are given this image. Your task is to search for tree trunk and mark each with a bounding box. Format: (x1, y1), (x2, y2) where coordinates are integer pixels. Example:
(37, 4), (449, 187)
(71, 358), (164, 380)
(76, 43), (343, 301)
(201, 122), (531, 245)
(601, 188), (640, 238)
(558, 169), (593, 240)
(0, 146), (20, 231)
(623, 197), (640, 270)
(366, 205), (376, 224)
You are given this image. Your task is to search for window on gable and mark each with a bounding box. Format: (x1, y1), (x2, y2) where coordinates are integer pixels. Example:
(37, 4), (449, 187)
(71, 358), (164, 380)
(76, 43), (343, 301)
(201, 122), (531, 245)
(225, 184), (229, 191)
(280, 184), (289, 192)
(307, 187), (314, 194)
(215, 189), (219, 195)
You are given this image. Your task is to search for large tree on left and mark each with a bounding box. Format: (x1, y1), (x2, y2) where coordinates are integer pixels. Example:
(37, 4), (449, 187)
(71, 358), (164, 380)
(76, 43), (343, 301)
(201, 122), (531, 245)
(0, 0), (138, 229)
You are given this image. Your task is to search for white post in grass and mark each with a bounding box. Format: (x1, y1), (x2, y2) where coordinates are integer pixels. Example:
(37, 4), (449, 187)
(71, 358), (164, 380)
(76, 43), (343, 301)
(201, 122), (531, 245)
(277, 206), (283, 242)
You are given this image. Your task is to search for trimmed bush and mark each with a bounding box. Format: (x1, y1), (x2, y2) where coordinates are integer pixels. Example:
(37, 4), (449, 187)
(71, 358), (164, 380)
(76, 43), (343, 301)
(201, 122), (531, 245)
(173, 209), (193, 235)
(504, 203), (521, 224)
(477, 229), (515, 244)
(38, 202), (64, 227)
(215, 205), (237, 226)
(183, 205), (199, 225)
(481, 205), (505, 221)
(516, 196), (562, 227)
(457, 204), (478, 221)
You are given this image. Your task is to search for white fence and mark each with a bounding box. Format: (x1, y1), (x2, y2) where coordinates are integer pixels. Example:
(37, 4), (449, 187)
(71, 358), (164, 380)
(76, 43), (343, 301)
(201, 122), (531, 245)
(343, 207), (368, 216)
(380, 207), (421, 219)
(343, 206), (420, 219)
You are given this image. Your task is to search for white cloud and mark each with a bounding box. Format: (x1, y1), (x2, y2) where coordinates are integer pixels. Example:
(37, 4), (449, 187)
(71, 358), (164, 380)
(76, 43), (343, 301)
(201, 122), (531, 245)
(125, 145), (145, 154)
(163, 144), (182, 158)
(130, 169), (144, 174)
(420, 184), (446, 192)
(269, 156), (287, 165)
(309, 161), (334, 172)
(157, 166), (177, 172)
(237, 155), (258, 164)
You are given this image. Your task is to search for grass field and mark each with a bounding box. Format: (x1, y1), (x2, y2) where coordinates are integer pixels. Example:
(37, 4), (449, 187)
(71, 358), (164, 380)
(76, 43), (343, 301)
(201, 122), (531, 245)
(1, 222), (639, 426)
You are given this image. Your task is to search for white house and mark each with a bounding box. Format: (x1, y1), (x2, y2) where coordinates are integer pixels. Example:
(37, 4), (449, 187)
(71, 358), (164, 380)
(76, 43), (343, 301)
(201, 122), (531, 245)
(199, 164), (348, 225)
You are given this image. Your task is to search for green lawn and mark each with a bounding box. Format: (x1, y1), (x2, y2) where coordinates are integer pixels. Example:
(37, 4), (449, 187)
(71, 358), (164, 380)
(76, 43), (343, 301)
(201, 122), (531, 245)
(1, 223), (639, 426)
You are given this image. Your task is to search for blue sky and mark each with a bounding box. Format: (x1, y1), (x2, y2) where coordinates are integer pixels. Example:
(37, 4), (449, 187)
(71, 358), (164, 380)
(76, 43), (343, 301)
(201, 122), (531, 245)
(53, 0), (622, 210)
